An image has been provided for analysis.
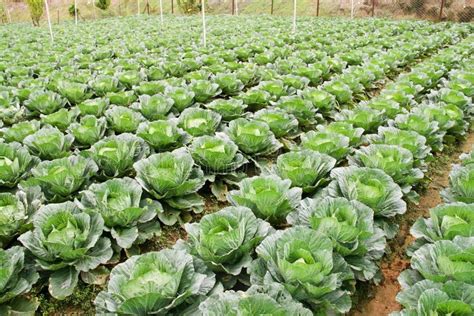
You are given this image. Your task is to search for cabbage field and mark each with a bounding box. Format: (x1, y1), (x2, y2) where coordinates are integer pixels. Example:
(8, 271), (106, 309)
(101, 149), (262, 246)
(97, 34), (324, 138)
(0, 15), (473, 315)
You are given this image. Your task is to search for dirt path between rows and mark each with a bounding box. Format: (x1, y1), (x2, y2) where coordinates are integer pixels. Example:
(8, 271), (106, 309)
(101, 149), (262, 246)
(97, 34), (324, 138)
(350, 130), (474, 316)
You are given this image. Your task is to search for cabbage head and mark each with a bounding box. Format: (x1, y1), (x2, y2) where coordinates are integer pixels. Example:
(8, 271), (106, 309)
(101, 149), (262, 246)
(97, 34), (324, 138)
(0, 142), (40, 188)
(94, 249), (216, 315)
(250, 226), (354, 314)
(228, 175), (302, 225)
(18, 202), (113, 299)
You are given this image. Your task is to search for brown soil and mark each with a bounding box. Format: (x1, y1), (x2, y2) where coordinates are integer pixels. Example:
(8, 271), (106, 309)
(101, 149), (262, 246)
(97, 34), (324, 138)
(351, 131), (474, 316)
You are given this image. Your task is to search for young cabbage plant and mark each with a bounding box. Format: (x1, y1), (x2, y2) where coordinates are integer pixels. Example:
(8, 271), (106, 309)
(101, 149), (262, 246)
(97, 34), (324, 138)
(21, 156), (98, 202)
(130, 94), (174, 121)
(253, 108), (299, 139)
(23, 126), (74, 160)
(175, 206), (272, 287)
(348, 144), (424, 196)
(287, 197), (386, 281)
(0, 187), (42, 247)
(79, 177), (161, 250)
(228, 175), (302, 225)
(189, 79), (222, 103)
(94, 249), (216, 315)
(0, 142), (40, 188)
(406, 236), (474, 285)
(275, 96), (322, 128)
(204, 99), (248, 121)
(136, 119), (190, 152)
(322, 166), (407, 220)
(89, 75), (121, 97)
(77, 98), (109, 117)
(335, 106), (386, 134)
(24, 90), (66, 115)
(250, 226), (354, 314)
(133, 148), (206, 224)
(274, 150), (336, 193)
(213, 73), (245, 96)
(18, 202), (113, 299)
(239, 89), (272, 111)
(67, 115), (107, 147)
(199, 283), (312, 316)
(57, 81), (92, 105)
(298, 88), (336, 116)
(300, 130), (351, 161)
(441, 164), (474, 204)
(165, 86), (195, 113)
(190, 133), (246, 175)
(85, 133), (149, 178)
(394, 279), (474, 316)
(316, 121), (364, 147)
(366, 126), (431, 166)
(1, 120), (40, 143)
(178, 108), (222, 137)
(391, 112), (445, 153)
(0, 246), (39, 314)
(410, 202), (474, 253)
(106, 91), (137, 107)
(226, 118), (282, 157)
(40, 108), (80, 132)
(105, 106), (145, 134)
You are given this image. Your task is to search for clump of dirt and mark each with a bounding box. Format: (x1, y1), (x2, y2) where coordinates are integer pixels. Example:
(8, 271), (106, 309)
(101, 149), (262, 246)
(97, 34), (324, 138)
(351, 131), (474, 316)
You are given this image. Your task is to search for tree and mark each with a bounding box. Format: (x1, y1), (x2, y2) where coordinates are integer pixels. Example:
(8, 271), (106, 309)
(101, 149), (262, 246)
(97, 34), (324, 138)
(25, 0), (43, 26)
(177, 0), (202, 14)
(95, 0), (111, 10)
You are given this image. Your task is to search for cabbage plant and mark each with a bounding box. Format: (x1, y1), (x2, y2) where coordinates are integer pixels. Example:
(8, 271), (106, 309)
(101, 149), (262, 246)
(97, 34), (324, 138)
(134, 148), (206, 222)
(199, 284), (312, 316)
(410, 203), (474, 252)
(228, 175), (301, 225)
(94, 249), (216, 314)
(288, 197), (385, 281)
(21, 156), (98, 202)
(406, 236), (474, 284)
(85, 133), (149, 178)
(227, 118), (281, 156)
(0, 142), (40, 188)
(131, 94), (174, 120)
(316, 122), (364, 147)
(253, 108), (299, 138)
(213, 73), (244, 96)
(0, 246), (39, 314)
(299, 88), (336, 116)
(24, 90), (66, 115)
(348, 144), (424, 194)
(323, 167), (407, 218)
(40, 108), (80, 132)
(441, 164), (474, 203)
(77, 98), (109, 117)
(79, 177), (161, 250)
(0, 188), (42, 247)
(274, 150), (336, 192)
(394, 279), (474, 316)
(176, 206), (271, 286)
(18, 202), (113, 299)
(189, 79), (221, 103)
(300, 130), (350, 161)
(136, 119), (190, 152)
(165, 86), (195, 112)
(204, 99), (247, 121)
(1, 120), (40, 143)
(67, 115), (107, 147)
(178, 108), (222, 137)
(250, 226), (354, 314)
(23, 126), (74, 160)
(189, 134), (247, 175)
(105, 106), (145, 133)
(57, 81), (92, 104)
(335, 106), (385, 134)
(366, 126), (431, 165)
(275, 96), (322, 128)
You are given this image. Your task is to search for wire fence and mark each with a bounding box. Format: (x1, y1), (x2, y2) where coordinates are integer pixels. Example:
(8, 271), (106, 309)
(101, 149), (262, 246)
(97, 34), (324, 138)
(1, 0), (473, 25)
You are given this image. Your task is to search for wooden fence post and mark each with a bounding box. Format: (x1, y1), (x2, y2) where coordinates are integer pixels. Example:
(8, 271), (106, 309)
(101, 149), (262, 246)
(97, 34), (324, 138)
(316, 0), (319, 16)
(171, 0), (173, 13)
(371, 0), (375, 17)
(270, 0), (273, 14)
(439, 0), (445, 21)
